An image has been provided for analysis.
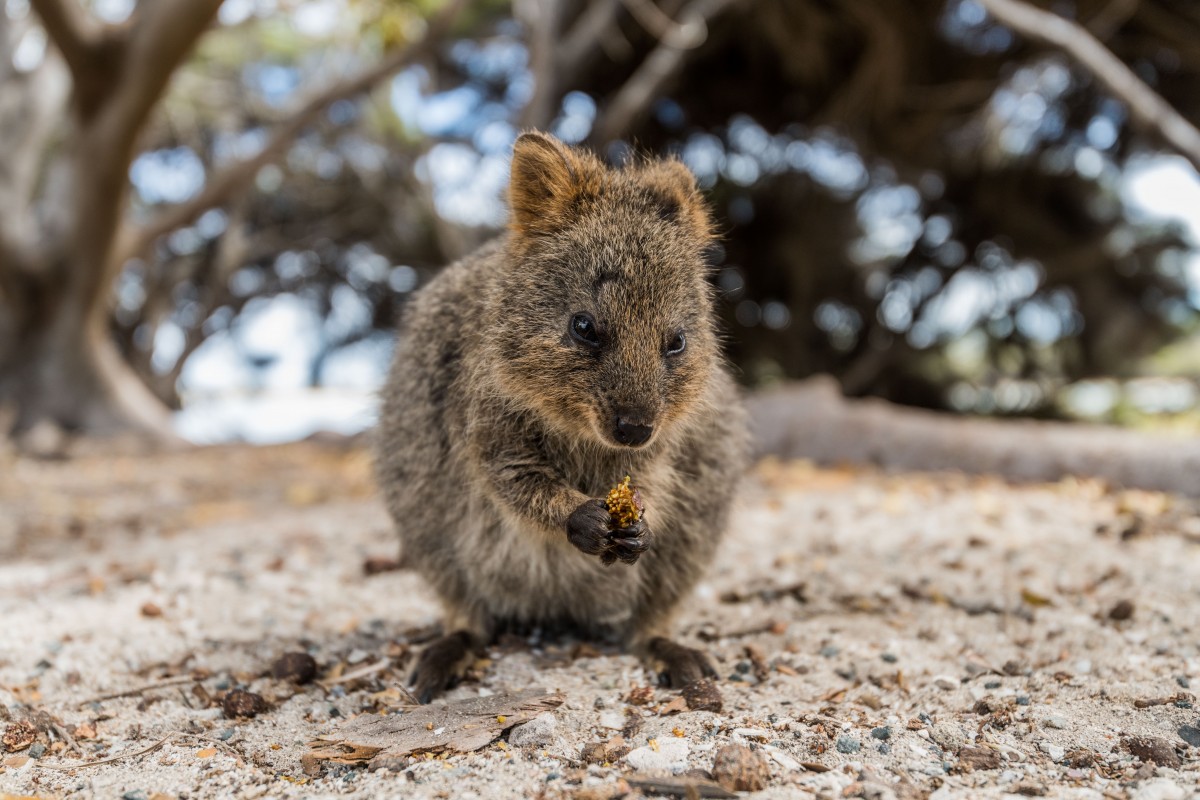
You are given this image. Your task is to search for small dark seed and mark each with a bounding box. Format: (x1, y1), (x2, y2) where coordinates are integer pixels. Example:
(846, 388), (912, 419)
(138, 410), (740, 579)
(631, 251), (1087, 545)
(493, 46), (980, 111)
(271, 652), (318, 684)
(222, 689), (269, 719)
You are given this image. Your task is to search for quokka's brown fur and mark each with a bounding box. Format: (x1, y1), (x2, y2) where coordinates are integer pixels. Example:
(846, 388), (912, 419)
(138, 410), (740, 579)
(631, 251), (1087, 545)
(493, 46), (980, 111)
(373, 131), (749, 701)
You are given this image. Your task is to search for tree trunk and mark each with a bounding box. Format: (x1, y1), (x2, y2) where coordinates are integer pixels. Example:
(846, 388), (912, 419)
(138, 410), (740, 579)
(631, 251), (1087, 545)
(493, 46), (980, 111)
(0, 270), (174, 438)
(747, 377), (1200, 497)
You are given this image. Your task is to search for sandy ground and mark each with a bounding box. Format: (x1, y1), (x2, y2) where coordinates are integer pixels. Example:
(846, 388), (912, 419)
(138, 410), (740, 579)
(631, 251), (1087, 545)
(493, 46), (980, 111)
(2, 441), (1200, 799)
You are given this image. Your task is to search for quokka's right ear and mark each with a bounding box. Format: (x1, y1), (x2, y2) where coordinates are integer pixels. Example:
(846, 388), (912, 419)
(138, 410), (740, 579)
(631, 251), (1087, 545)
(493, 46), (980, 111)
(508, 131), (604, 237)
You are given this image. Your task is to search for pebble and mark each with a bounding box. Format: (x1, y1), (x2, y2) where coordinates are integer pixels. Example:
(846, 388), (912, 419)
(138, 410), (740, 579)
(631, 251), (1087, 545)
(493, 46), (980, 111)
(877, 743), (890, 755)
(1043, 716), (1068, 729)
(984, 680), (1001, 689)
(1015, 695), (1031, 706)
(216, 728), (236, 741)
(835, 736), (860, 754)
(820, 646), (839, 658)
(933, 675), (958, 690)
(509, 713), (558, 748)
(881, 652), (898, 663)
(625, 738), (689, 772)
(598, 711), (624, 730)
(1125, 736), (1181, 768)
(1131, 778), (1186, 800)
(734, 661), (751, 674)
(346, 649), (370, 665)
(871, 726), (891, 740)
(1177, 725), (1200, 747)
(1176, 676), (1190, 689)
(27, 742), (46, 759)
(1039, 741), (1065, 761)
(122, 792), (148, 800)
(929, 722), (967, 752)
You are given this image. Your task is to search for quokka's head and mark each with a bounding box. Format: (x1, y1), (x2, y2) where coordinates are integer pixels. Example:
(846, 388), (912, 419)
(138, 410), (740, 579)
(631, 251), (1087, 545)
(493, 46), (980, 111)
(488, 131), (719, 450)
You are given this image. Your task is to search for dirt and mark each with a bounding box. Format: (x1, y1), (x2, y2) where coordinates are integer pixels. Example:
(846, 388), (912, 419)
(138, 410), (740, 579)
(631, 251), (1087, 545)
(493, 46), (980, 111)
(2, 441), (1200, 799)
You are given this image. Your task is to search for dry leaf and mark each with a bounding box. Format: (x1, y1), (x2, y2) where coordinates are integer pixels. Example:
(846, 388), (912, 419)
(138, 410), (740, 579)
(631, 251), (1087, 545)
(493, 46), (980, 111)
(307, 690), (562, 772)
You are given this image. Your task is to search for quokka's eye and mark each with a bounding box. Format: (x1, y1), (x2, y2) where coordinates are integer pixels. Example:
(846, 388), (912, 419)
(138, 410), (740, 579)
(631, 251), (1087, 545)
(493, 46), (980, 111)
(666, 331), (686, 356)
(569, 313), (601, 348)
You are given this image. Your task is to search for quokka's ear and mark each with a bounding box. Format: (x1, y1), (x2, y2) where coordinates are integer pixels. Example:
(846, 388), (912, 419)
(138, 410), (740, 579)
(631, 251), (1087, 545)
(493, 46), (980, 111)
(638, 158), (713, 239)
(508, 131), (604, 236)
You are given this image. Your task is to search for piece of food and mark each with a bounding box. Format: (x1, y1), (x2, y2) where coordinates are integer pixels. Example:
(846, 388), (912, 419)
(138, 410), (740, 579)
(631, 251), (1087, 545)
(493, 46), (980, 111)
(605, 475), (643, 528)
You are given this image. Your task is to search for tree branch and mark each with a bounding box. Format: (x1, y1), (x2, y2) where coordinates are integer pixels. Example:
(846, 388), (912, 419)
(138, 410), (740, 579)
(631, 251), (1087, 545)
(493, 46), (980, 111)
(114, 0), (467, 267)
(978, 0), (1200, 173)
(590, 0), (737, 144)
(28, 0), (101, 87)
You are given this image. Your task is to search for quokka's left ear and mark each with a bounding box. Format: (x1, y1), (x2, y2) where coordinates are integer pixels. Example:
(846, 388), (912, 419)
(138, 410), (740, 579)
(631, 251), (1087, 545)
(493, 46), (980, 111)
(637, 158), (714, 240)
(508, 131), (605, 238)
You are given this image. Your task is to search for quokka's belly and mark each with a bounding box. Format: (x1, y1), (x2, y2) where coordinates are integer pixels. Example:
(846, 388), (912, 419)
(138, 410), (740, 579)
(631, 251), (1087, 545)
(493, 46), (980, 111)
(457, 513), (644, 636)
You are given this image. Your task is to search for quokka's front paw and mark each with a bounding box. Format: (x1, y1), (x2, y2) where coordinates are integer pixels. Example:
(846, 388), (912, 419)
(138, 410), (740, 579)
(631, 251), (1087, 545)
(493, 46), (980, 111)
(566, 499), (650, 565)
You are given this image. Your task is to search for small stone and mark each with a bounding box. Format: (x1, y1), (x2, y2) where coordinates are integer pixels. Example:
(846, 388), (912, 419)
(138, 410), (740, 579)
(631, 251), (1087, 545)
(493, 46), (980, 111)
(929, 722), (967, 752)
(956, 746), (1001, 771)
(27, 742), (46, 759)
(272, 652), (318, 684)
(1043, 716), (1067, 730)
(510, 712), (558, 748)
(881, 652), (898, 663)
(222, 689), (269, 719)
(681, 678), (723, 713)
(871, 726), (891, 740)
(1013, 783), (1047, 797)
(140, 602), (163, 618)
(734, 661), (751, 674)
(1178, 725), (1200, 748)
(1125, 736), (1181, 768)
(1108, 599), (1135, 621)
(1176, 676), (1190, 689)
(122, 791), (149, 800)
(2, 721), (36, 752)
(984, 680), (1001, 689)
(346, 649), (369, 665)
(216, 728), (235, 741)
(625, 738), (689, 771)
(1015, 695), (1031, 706)
(1130, 778), (1186, 800)
(711, 744), (770, 792)
(1038, 741), (1065, 762)
(593, 697), (606, 710)
(819, 646), (839, 658)
(877, 743), (890, 755)
(598, 711), (624, 730)
(835, 736), (860, 754)
(932, 675), (958, 690)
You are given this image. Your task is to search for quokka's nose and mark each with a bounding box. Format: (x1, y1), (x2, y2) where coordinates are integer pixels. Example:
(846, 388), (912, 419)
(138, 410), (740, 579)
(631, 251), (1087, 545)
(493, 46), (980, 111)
(613, 417), (654, 447)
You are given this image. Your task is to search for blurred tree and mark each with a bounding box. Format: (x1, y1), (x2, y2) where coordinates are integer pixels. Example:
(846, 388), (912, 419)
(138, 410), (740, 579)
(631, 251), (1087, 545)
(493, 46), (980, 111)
(0, 0), (462, 436)
(2, 0), (1199, 442)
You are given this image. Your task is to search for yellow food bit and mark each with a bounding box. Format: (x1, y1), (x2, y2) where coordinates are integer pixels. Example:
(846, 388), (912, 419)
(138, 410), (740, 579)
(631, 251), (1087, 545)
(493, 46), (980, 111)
(648, 738), (660, 752)
(606, 475), (643, 528)
(497, 715), (506, 723)
(672, 727), (685, 737)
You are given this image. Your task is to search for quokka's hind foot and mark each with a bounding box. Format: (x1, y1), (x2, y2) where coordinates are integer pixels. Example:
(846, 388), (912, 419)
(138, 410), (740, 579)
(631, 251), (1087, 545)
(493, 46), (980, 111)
(409, 630), (475, 704)
(644, 636), (718, 688)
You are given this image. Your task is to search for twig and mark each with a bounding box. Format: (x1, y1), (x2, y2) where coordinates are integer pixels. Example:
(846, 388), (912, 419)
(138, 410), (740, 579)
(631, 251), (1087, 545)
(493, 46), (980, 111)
(50, 722), (81, 757)
(77, 676), (196, 707)
(34, 731), (177, 771)
(591, 0), (738, 143)
(978, 0), (1200, 173)
(319, 660), (391, 688)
